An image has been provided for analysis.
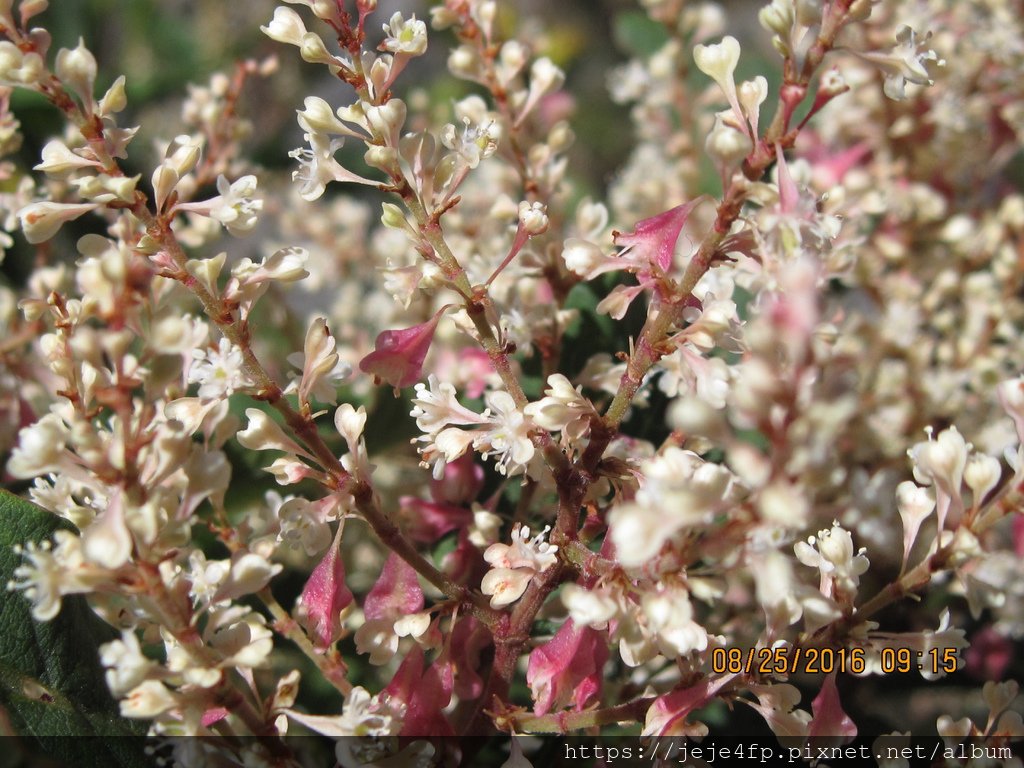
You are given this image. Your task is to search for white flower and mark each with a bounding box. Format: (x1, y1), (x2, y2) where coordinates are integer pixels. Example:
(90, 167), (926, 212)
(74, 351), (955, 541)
(476, 390), (535, 476)
(642, 586), (709, 658)
(481, 524), (558, 607)
(523, 374), (597, 442)
(908, 426), (968, 491)
(278, 497), (332, 556)
(693, 35), (741, 91)
(561, 583), (619, 629)
(794, 521), (869, 597)
(354, 618), (401, 665)
(99, 631), (153, 697)
(296, 96), (356, 137)
(185, 550), (229, 606)
(55, 38), (97, 104)
(864, 26), (945, 101)
(121, 680), (178, 718)
(609, 448), (736, 568)
(288, 131), (375, 200)
(440, 118), (500, 169)
(410, 375), (486, 435)
(0, 40), (44, 86)
(693, 35), (743, 125)
(208, 174), (262, 235)
(518, 200), (549, 235)
(188, 338), (253, 401)
(381, 12), (428, 57)
(35, 139), (100, 174)
(233, 246), (310, 285)
(561, 238), (606, 276)
(214, 552), (283, 601)
(261, 6), (308, 46)
(7, 531), (90, 621)
(17, 201), (99, 244)
(285, 686), (396, 737)
(7, 413), (70, 478)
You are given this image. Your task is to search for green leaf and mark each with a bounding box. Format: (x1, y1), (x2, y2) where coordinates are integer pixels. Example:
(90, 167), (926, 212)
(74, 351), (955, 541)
(0, 490), (148, 768)
(612, 11), (669, 58)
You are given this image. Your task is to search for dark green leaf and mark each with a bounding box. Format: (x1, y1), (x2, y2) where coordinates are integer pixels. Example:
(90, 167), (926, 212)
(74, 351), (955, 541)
(0, 490), (148, 768)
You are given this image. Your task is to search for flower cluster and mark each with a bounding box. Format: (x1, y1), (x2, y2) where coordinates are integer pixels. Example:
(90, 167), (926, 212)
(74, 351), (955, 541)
(0, 0), (1022, 764)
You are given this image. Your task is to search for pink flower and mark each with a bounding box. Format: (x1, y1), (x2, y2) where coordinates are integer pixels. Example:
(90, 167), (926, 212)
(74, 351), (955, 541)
(612, 197), (705, 276)
(526, 619), (608, 715)
(383, 645), (454, 736)
(398, 496), (473, 543)
(359, 306), (446, 389)
(806, 673), (857, 747)
(430, 450), (484, 505)
(298, 529), (353, 650)
(444, 616), (491, 700)
(642, 676), (731, 737)
(364, 552), (424, 620)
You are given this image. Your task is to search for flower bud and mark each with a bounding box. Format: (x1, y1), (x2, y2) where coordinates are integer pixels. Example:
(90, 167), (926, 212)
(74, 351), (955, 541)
(297, 96), (349, 135)
(364, 145), (398, 173)
(98, 75), (127, 115)
(758, 0), (794, 37)
(706, 112), (753, 168)
(693, 36), (741, 96)
(380, 202), (413, 232)
(299, 32), (335, 65)
(18, 201), (99, 244)
(964, 454), (1000, 504)
(261, 7), (307, 46)
(518, 200), (549, 235)
(55, 39), (97, 104)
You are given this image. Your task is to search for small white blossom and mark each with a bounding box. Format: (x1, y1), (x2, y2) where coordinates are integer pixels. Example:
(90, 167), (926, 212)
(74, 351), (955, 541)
(285, 686), (396, 737)
(17, 201), (99, 244)
(121, 680), (178, 719)
(208, 174), (262, 235)
(7, 531), (92, 621)
(440, 118), (500, 169)
(475, 390), (536, 476)
(517, 201), (549, 235)
(864, 26), (945, 101)
(381, 12), (428, 57)
(100, 631), (153, 697)
(524, 374), (597, 442)
(481, 524), (558, 607)
(642, 586), (709, 658)
(794, 521), (869, 598)
(188, 338), (253, 401)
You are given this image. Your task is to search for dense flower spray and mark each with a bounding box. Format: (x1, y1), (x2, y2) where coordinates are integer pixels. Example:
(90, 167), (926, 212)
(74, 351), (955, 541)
(0, 0), (1022, 764)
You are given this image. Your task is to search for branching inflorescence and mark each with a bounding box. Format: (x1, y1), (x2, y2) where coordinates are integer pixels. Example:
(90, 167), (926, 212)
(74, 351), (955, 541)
(1, 0), (1023, 765)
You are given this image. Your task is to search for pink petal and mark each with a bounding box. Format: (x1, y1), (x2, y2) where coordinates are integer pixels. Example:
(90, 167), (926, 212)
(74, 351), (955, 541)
(383, 646), (454, 736)
(441, 529), (487, 586)
(775, 144), (799, 215)
(299, 530), (354, 650)
(806, 672), (857, 745)
(359, 306), (446, 389)
(612, 197), (704, 274)
(430, 450), (484, 505)
(201, 707), (229, 728)
(642, 675), (733, 736)
(364, 552), (424, 621)
(399, 496), (473, 543)
(526, 619), (608, 716)
(444, 616), (491, 700)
